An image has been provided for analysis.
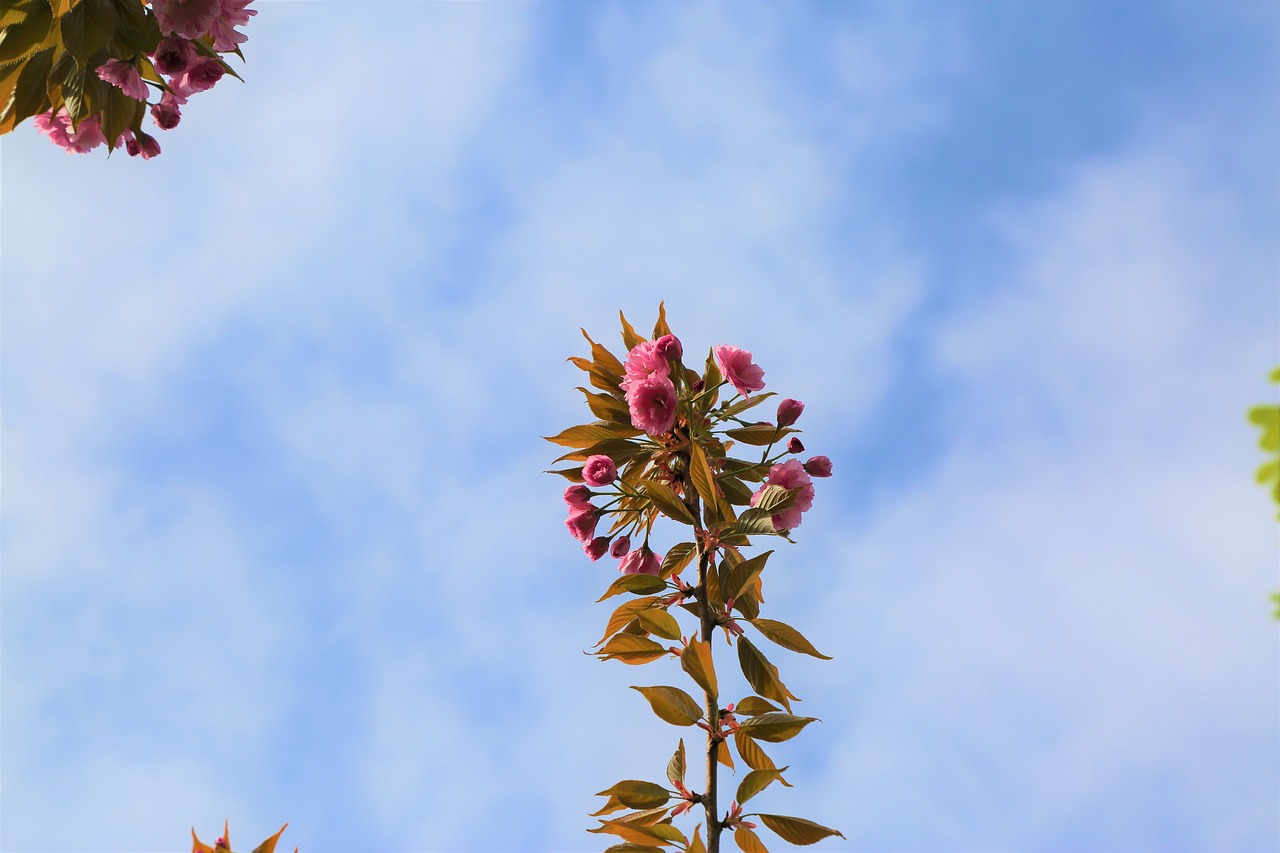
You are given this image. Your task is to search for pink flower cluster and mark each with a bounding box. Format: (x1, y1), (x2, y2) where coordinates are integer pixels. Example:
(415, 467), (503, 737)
(623, 335), (682, 436)
(563, 484), (663, 575)
(33, 0), (254, 157)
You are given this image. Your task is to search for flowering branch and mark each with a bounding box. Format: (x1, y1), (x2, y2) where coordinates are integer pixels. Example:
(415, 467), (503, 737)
(549, 305), (843, 851)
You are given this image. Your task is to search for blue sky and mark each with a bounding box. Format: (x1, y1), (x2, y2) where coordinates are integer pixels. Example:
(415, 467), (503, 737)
(2, 2), (1277, 851)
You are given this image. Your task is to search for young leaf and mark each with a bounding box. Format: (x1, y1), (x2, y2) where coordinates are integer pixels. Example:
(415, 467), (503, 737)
(724, 424), (786, 446)
(666, 738), (686, 785)
(597, 597), (660, 645)
(737, 713), (817, 743)
(737, 637), (795, 711)
(734, 826), (771, 853)
(598, 574), (667, 602)
(658, 542), (696, 579)
(749, 484), (797, 514)
(580, 387), (632, 424)
(733, 732), (786, 780)
(637, 609), (682, 641)
(736, 767), (788, 805)
(689, 440), (723, 520)
(59, 0), (117, 65)
(546, 422), (642, 448)
(748, 618), (832, 660)
(640, 480), (696, 525)
(723, 550), (772, 603)
(717, 742), (735, 771)
(620, 310), (644, 351)
(583, 328), (626, 377)
(718, 475), (755, 506)
(632, 686), (703, 726)
(599, 634), (668, 665)
(603, 844), (666, 853)
(734, 696), (782, 716)
(597, 780), (671, 810)
(250, 824), (289, 853)
(755, 814), (845, 845)
(592, 794), (628, 816)
(653, 301), (673, 339)
(681, 638), (718, 699)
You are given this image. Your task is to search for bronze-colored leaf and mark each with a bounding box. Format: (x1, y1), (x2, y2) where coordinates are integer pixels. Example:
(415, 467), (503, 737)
(724, 424), (784, 446)
(250, 824), (289, 853)
(598, 634), (668, 665)
(640, 479), (696, 525)
(738, 713), (816, 743)
(734, 696), (782, 716)
(680, 638), (718, 700)
(748, 618), (832, 660)
(658, 542), (696, 579)
(619, 310), (644, 351)
(722, 550), (772, 604)
(735, 767), (787, 804)
(756, 814), (845, 846)
(596, 779), (670, 810)
(689, 440), (722, 520)
(603, 844), (666, 853)
(546, 422), (642, 448)
(737, 637), (793, 711)
(653, 302), (673, 340)
(734, 826), (771, 853)
(597, 574), (667, 602)
(733, 732), (783, 778)
(666, 738), (686, 785)
(636, 609), (682, 641)
(632, 685), (703, 726)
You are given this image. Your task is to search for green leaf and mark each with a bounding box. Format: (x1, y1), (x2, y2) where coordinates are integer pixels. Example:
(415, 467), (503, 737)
(597, 780), (671, 810)
(737, 637), (794, 711)
(598, 574), (667, 602)
(718, 475), (755, 506)
(724, 424), (784, 446)
(666, 738), (686, 785)
(598, 634), (668, 665)
(734, 826), (770, 853)
(632, 686), (703, 726)
(546, 422), (642, 448)
(680, 638), (718, 700)
(736, 767), (788, 805)
(596, 597), (660, 645)
(0, 45), (52, 130)
(658, 542), (696, 579)
(100, 83), (141, 147)
(637, 608), (682, 641)
(734, 695), (782, 716)
(723, 550), (772, 603)
(750, 484), (797, 514)
(60, 0), (117, 65)
(737, 713), (817, 743)
(1256, 459), (1280, 485)
(755, 814), (845, 846)
(0, 0), (52, 65)
(640, 480), (696, 525)
(748, 618), (832, 660)
(730, 510), (787, 539)
(719, 391), (776, 420)
(554, 436), (647, 464)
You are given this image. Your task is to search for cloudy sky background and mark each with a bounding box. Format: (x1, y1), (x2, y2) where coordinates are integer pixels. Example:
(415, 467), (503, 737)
(3, 2), (1278, 851)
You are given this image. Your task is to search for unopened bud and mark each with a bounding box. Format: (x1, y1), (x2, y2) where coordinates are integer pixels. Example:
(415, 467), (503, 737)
(776, 398), (804, 427)
(655, 334), (683, 361)
(610, 535), (631, 558)
(787, 436), (804, 454)
(803, 455), (833, 477)
(584, 536), (610, 561)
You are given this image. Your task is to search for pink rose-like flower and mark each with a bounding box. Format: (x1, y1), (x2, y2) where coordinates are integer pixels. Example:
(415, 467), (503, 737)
(750, 459), (815, 531)
(152, 0), (222, 39)
(622, 340), (671, 391)
(564, 484), (592, 509)
(787, 436), (804, 454)
(151, 99), (181, 130)
(210, 0), (256, 51)
(152, 37), (197, 76)
(654, 334), (683, 361)
(803, 456), (833, 478)
(35, 110), (107, 154)
(618, 546), (662, 576)
(627, 375), (678, 436)
(584, 536), (610, 561)
(177, 57), (226, 94)
(565, 503), (601, 543)
(714, 345), (765, 398)
(582, 454), (618, 487)
(777, 398), (804, 427)
(609, 535), (630, 558)
(96, 59), (149, 101)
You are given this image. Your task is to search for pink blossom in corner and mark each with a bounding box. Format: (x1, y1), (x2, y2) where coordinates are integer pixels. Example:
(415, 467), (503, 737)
(714, 345), (765, 398)
(609, 535), (630, 558)
(750, 459), (814, 532)
(618, 546), (662, 576)
(626, 375), (678, 436)
(776, 398), (804, 427)
(151, 99), (181, 130)
(654, 334), (683, 362)
(582, 455), (618, 487)
(152, 0), (222, 39)
(565, 503), (601, 543)
(96, 59), (150, 101)
(803, 456), (832, 478)
(210, 0), (256, 51)
(152, 37), (198, 77)
(132, 131), (162, 159)
(621, 340), (670, 391)
(583, 536), (610, 561)
(35, 110), (107, 154)
(176, 57), (226, 94)
(33, 110), (73, 151)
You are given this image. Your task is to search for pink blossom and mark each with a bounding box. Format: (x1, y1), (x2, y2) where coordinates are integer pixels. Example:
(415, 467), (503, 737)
(152, 37), (197, 76)
(750, 459), (814, 531)
(151, 99), (181, 130)
(565, 503), (600, 543)
(95, 59), (149, 101)
(621, 340), (670, 391)
(609, 535), (630, 558)
(787, 437), (804, 454)
(715, 345), (765, 398)
(582, 455), (618, 487)
(803, 456), (832, 478)
(210, 0), (256, 51)
(618, 546), (662, 576)
(130, 131), (162, 159)
(626, 375), (678, 436)
(654, 334), (683, 361)
(564, 484), (592, 508)
(176, 57), (226, 94)
(34, 109), (106, 154)
(583, 536), (610, 561)
(776, 398), (804, 427)
(152, 0), (221, 39)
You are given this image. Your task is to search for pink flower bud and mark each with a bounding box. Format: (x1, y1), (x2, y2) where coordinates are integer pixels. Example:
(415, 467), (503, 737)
(787, 436), (804, 454)
(803, 455), (833, 478)
(565, 503), (601, 543)
(654, 334), (683, 361)
(776, 398), (804, 427)
(153, 37), (197, 76)
(691, 378), (705, 394)
(581, 454), (618, 487)
(583, 536), (610, 561)
(618, 546), (662, 576)
(134, 132), (162, 159)
(150, 100), (181, 130)
(177, 57), (225, 94)
(610, 535), (631, 558)
(564, 484), (591, 507)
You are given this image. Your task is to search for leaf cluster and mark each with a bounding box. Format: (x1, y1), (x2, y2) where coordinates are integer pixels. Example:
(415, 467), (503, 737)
(191, 822), (295, 853)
